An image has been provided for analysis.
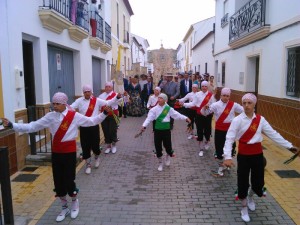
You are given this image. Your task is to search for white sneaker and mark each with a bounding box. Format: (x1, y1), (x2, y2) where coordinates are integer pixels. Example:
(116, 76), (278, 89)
(241, 207), (250, 222)
(71, 199), (79, 219)
(56, 208), (70, 222)
(204, 142), (210, 150)
(85, 165), (91, 175)
(187, 134), (193, 140)
(111, 145), (117, 154)
(104, 148), (111, 154)
(94, 157), (100, 168)
(158, 163), (163, 171)
(199, 151), (203, 157)
(165, 155), (171, 166)
(247, 196), (256, 211)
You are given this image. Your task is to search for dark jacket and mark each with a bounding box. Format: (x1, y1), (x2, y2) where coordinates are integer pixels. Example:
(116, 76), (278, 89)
(142, 82), (154, 98)
(180, 79), (192, 98)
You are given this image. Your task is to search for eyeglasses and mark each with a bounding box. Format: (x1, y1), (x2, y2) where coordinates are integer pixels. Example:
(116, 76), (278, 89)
(52, 103), (61, 105)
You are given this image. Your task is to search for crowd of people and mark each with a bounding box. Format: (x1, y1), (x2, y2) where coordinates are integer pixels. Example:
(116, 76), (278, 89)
(1, 71), (299, 223)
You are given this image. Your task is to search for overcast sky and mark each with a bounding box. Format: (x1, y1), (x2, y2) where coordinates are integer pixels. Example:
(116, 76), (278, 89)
(129, 0), (216, 50)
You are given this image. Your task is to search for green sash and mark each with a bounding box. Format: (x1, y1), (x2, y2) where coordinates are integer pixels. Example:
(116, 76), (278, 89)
(155, 105), (171, 130)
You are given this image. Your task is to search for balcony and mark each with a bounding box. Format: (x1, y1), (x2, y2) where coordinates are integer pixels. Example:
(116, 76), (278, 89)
(38, 0), (72, 33)
(229, 0), (270, 49)
(39, 0), (89, 42)
(68, 0), (89, 42)
(221, 13), (228, 28)
(88, 12), (111, 53)
(89, 12), (104, 49)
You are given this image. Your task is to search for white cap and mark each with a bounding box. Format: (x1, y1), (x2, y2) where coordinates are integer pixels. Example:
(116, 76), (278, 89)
(158, 93), (168, 101)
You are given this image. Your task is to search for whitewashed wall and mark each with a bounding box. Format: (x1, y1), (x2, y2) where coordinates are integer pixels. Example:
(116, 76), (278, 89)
(0, 0), (112, 120)
(214, 0), (300, 99)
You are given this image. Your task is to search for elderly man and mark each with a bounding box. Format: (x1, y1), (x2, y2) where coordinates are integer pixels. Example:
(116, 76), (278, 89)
(70, 84), (120, 175)
(1, 92), (110, 222)
(99, 82), (121, 154)
(223, 93), (298, 223)
(141, 93), (191, 171)
(159, 73), (180, 129)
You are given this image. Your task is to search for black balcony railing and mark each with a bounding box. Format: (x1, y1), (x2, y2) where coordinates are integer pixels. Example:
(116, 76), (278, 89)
(105, 22), (112, 46)
(40, 0), (89, 31)
(75, 0), (89, 31)
(40, 0), (71, 19)
(95, 12), (104, 41)
(221, 13), (228, 28)
(229, 0), (266, 43)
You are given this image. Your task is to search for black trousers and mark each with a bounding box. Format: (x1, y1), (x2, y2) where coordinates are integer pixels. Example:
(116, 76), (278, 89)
(237, 153), (264, 199)
(80, 125), (100, 159)
(186, 109), (196, 130)
(154, 129), (173, 158)
(195, 114), (212, 142)
(101, 116), (118, 144)
(214, 129), (236, 160)
(52, 152), (77, 197)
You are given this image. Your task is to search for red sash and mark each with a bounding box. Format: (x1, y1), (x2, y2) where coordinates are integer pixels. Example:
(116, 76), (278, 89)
(85, 96), (96, 117)
(150, 100), (158, 109)
(100, 92), (118, 116)
(52, 110), (76, 153)
(215, 101), (234, 131)
(196, 92), (212, 115)
(238, 114), (262, 155)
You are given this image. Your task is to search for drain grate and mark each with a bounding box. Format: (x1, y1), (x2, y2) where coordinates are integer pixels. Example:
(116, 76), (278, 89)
(22, 166), (39, 172)
(12, 174), (39, 182)
(274, 170), (300, 178)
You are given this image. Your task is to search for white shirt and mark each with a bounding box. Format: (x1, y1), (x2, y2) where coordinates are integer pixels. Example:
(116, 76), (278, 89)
(142, 103), (187, 127)
(12, 108), (107, 142)
(70, 96), (117, 117)
(178, 91), (197, 103)
(184, 79), (189, 92)
(146, 95), (159, 109)
(183, 91), (215, 108)
(223, 112), (293, 160)
(139, 80), (148, 91)
(98, 91), (120, 110)
(205, 100), (244, 122)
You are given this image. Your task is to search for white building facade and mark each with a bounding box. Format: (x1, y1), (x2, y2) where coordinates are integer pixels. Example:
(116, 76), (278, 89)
(214, 0), (300, 146)
(131, 34), (150, 72)
(192, 17), (215, 75)
(0, 0), (112, 170)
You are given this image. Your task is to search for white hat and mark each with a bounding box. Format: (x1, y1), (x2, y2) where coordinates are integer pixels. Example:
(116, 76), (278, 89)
(155, 87), (161, 92)
(52, 92), (68, 105)
(105, 82), (113, 87)
(201, 81), (209, 87)
(192, 84), (198, 88)
(82, 84), (93, 93)
(242, 93), (257, 104)
(158, 93), (168, 101)
(221, 87), (231, 95)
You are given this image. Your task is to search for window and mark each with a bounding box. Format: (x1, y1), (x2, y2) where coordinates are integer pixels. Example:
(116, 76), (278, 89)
(205, 63), (207, 73)
(286, 47), (300, 97)
(222, 62), (226, 86)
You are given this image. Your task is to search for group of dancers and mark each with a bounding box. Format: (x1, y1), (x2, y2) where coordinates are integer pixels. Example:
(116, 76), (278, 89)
(141, 79), (299, 222)
(1, 79), (299, 223)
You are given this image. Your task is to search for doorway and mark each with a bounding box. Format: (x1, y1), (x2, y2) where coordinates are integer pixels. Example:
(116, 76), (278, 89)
(22, 41), (36, 108)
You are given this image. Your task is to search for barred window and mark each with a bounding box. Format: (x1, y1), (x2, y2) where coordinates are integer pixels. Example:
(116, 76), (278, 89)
(286, 47), (300, 98)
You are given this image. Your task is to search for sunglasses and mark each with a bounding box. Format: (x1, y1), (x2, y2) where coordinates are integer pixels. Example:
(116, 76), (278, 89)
(52, 103), (62, 105)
